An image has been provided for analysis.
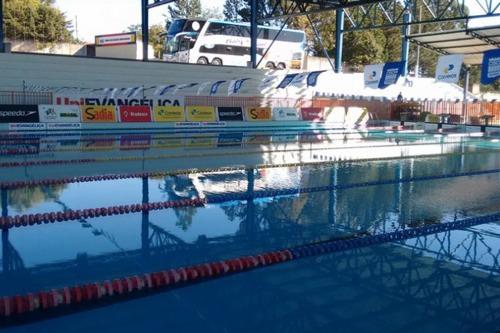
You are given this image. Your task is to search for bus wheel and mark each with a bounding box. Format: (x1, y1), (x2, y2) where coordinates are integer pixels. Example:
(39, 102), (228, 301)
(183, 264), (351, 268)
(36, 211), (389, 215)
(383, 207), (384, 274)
(265, 62), (276, 69)
(277, 62), (286, 70)
(197, 57), (209, 65)
(211, 58), (223, 66)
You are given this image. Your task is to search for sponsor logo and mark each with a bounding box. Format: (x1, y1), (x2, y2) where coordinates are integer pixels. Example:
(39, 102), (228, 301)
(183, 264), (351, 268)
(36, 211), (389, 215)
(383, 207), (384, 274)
(55, 96), (183, 107)
(301, 108), (324, 121)
(0, 105), (40, 123)
(81, 106), (117, 122)
(154, 106), (184, 122)
(186, 106), (216, 122)
(217, 107), (243, 121)
(119, 106), (151, 122)
(8, 123), (46, 131)
(246, 107), (272, 121)
(47, 123), (81, 130)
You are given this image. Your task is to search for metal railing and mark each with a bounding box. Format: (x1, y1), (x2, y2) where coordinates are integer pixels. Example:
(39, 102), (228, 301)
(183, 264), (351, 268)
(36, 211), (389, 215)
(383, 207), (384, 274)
(0, 91), (52, 105)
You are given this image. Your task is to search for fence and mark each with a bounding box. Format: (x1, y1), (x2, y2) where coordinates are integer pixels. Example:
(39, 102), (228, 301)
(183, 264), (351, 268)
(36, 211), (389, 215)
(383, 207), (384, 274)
(0, 91), (52, 105)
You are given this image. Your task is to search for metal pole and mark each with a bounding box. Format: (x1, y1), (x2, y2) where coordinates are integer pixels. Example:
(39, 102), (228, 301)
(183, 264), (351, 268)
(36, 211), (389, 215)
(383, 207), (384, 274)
(0, 0), (4, 53)
(335, 8), (344, 73)
(141, 0), (149, 61)
(401, 11), (411, 76)
(250, 0), (258, 68)
(141, 176), (150, 255)
(463, 66), (470, 124)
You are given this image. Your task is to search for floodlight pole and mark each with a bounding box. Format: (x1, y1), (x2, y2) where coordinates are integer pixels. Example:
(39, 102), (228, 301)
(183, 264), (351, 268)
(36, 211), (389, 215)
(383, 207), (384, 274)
(335, 8), (344, 73)
(401, 11), (411, 76)
(0, 0), (4, 53)
(142, 0), (149, 61)
(463, 66), (470, 124)
(250, 0), (258, 68)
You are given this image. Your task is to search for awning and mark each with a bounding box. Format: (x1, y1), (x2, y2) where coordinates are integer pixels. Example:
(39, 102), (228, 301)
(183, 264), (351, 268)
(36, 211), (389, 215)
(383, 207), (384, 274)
(408, 25), (500, 65)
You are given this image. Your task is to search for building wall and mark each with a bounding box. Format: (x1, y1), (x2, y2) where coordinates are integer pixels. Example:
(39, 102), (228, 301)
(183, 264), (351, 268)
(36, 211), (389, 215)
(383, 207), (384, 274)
(0, 52), (267, 95)
(6, 39), (87, 56)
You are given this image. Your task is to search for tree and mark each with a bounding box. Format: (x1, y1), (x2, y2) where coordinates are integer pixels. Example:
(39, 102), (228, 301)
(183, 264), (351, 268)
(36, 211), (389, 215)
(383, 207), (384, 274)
(167, 0), (202, 19)
(223, 0), (247, 22)
(127, 24), (166, 59)
(4, 0), (74, 43)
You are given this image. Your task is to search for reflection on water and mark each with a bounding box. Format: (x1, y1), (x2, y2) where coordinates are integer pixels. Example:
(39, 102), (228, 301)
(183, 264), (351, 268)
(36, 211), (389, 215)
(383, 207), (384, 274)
(0, 130), (499, 331)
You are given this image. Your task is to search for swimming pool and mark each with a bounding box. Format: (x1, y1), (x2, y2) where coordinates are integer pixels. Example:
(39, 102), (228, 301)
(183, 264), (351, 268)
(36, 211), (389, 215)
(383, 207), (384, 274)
(1, 128), (499, 332)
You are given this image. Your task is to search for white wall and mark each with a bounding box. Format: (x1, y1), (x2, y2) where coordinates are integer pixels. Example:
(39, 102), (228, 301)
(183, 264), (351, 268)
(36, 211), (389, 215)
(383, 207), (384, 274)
(0, 52), (267, 96)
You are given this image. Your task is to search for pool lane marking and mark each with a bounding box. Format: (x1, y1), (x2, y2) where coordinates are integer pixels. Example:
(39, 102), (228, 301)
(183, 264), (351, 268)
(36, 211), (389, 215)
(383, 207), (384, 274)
(2, 168), (499, 229)
(0, 211), (498, 322)
(1, 139), (496, 168)
(1, 147), (498, 190)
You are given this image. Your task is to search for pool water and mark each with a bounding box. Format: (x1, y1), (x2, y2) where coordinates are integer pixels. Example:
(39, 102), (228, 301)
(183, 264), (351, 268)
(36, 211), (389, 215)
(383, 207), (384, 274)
(0, 128), (499, 332)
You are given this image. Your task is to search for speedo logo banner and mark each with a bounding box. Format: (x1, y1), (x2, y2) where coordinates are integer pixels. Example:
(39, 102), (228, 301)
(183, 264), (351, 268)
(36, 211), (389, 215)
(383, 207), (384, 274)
(0, 105), (39, 123)
(435, 54), (463, 83)
(54, 95), (184, 107)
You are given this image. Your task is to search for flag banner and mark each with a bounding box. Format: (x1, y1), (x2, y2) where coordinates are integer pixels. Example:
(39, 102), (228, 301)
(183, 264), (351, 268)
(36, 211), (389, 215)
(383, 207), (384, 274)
(197, 82), (212, 95)
(307, 70), (326, 87)
(156, 85), (176, 96)
(277, 73), (299, 89)
(173, 83), (199, 95)
(435, 54), (464, 83)
(378, 61), (405, 89)
(364, 64), (384, 87)
(210, 80), (226, 95)
(259, 76), (277, 90)
(290, 72), (309, 86)
(481, 49), (500, 85)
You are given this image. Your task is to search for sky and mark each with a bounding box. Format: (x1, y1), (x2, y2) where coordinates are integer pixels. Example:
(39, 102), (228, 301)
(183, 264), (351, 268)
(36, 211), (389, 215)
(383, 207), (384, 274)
(55, 0), (225, 42)
(55, 0), (498, 43)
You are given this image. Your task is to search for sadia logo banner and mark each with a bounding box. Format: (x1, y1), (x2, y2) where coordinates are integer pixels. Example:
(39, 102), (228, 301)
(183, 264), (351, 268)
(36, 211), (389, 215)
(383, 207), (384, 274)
(481, 49), (500, 85)
(364, 64), (384, 87)
(435, 54), (463, 83)
(378, 61), (405, 89)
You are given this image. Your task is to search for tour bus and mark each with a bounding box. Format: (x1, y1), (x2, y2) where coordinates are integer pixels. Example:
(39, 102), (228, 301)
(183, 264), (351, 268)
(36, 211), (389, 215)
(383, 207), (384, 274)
(164, 18), (306, 69)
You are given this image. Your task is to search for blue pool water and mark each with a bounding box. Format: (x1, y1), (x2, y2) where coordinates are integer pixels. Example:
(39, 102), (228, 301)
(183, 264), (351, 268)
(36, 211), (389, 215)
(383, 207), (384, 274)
(0, 128), (499, 332)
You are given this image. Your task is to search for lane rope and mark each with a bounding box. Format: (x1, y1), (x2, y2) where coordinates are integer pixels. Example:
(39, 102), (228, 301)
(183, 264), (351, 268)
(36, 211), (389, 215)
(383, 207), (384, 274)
(1, 212), (498, 321)
(0, 140), (492, 169)
(2, 168), (499, 229)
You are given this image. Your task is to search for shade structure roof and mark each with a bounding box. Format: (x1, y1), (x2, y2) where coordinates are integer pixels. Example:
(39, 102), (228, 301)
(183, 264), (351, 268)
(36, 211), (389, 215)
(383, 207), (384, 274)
(408, 25), (500, 65)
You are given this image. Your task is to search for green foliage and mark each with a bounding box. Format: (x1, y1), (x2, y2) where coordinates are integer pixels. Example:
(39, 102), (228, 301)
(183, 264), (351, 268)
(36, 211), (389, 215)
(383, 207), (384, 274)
(4, 0), (74, 43)
(127, 24), (166, 59)
(167, 0), (202, 19)
(223, 0), (247, 22)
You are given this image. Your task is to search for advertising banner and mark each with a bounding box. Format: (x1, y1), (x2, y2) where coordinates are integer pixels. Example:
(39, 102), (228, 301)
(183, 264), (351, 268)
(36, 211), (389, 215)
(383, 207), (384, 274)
(0, 105), (39, 123)
(217, 107), (244, 121)
(8, 123), (46, 131)
(378, 61), (405, 89)
(186, 106), (216, 122)
(47, 123), (81, 130)
(301, 108), (324, 121)
(153, 106), (185, 122)
(120, 135), (151, 150)
(245, 107), (272, 121)
(81, 106), (117, 122)
(272, 107), (300, 121)
(55, 95), (184, 107)
(218, 133), (243, 147)
(364, 64), (384, 87)
(119, 105), (152, 122)
(95, 32), (136, 47)
(481, 49), (500, 85)
(435, 54), (463, 83)
(39, 105), (81, 123)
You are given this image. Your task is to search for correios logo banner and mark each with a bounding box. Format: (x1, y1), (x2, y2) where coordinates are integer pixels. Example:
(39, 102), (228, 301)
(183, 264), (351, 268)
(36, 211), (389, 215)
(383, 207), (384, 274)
(272, 107), (299, 121)
(246, 107), (272, 121)
(186, 106), (216, 122)
(0, 105), (39, 123)
(81, 106), (117, 122)
(153, 106), (185, 122)
(217, 107), (243, 121)
(364, 64), (384, 87)
(435, 54), (463, 83)
(481, 49), (500, 85)
(301, 108), (324, 121)
(55, 95), (184, 107)
(119, 106), (152, 122)
(39, 105), (81, 123)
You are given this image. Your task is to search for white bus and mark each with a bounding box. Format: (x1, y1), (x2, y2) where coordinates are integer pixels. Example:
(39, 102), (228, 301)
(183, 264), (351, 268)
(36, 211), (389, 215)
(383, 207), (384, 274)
(164, 19), (306, 69)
